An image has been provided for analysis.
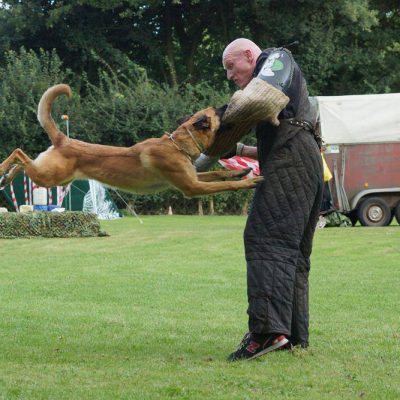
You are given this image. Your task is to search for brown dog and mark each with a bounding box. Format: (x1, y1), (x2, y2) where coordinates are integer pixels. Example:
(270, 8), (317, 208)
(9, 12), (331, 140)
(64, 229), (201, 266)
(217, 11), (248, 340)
(0, 84), (263, 197)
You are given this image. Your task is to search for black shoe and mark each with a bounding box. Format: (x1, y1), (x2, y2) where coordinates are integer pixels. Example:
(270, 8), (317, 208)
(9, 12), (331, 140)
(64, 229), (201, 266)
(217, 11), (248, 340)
(227, 332), (289, 362)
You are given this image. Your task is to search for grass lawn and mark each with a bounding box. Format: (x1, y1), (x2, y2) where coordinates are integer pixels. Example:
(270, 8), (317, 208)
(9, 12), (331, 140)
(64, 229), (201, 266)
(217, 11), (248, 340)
(0, 215), (399, 399)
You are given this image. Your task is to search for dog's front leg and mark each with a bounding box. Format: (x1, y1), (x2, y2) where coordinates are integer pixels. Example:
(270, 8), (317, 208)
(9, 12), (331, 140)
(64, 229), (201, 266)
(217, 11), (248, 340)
(164, 168), (264, 197)
(197, 168), (252, 182)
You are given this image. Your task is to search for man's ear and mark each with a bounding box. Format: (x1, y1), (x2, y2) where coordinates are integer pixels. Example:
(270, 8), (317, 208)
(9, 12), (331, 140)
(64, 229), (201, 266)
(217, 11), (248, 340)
(244, 49), (253, 62)
(177, 115), (191, 125)
(192, 115), (210, 130)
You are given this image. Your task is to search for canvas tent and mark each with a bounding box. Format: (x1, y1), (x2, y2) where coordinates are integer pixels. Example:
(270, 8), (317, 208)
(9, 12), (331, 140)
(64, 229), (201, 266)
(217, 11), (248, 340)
(316, 93), (400, 145)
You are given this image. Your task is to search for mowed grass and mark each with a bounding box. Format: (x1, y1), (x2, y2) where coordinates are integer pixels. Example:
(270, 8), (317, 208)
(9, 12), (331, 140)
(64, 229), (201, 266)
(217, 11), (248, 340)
(0, 216), (399, 400)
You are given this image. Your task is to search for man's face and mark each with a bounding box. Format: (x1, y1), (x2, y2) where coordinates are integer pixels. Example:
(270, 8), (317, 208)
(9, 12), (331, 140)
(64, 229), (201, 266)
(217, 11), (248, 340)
(223, 50), (254, 89)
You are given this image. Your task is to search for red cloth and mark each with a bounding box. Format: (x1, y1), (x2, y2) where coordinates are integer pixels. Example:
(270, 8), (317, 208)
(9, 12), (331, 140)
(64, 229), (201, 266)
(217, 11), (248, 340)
(219, 156), (260, 178)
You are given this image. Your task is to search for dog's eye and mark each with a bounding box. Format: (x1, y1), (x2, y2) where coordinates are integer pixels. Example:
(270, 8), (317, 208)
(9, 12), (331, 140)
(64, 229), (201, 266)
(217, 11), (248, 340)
(192, 115), (210, 130)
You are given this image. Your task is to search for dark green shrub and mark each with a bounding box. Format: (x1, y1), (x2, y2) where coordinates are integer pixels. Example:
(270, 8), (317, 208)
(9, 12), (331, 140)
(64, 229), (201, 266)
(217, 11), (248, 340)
(0, 48), (76, 160)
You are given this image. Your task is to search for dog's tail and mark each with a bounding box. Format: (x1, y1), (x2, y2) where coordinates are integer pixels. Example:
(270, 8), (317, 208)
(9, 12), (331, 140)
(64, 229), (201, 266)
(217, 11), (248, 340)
(37, 84), (72, 146)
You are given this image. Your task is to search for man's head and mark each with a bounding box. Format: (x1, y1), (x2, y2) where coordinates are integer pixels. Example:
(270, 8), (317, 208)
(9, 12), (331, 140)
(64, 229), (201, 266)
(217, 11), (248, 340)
(222, 38), (262, 89)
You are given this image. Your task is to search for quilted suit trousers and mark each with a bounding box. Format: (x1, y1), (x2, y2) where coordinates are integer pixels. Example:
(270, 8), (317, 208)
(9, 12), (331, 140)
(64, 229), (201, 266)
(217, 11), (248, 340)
(244, 124), (323, 347)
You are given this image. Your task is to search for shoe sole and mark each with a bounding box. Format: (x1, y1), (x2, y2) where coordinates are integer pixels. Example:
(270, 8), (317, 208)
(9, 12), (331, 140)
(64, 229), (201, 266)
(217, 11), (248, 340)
(247, 337), (290, 361)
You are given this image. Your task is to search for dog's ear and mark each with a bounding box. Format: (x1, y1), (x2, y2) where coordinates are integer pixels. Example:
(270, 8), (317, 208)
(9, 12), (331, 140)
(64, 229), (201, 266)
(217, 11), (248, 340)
(177, 115), (191, 125)
(192, 115), (210, 130)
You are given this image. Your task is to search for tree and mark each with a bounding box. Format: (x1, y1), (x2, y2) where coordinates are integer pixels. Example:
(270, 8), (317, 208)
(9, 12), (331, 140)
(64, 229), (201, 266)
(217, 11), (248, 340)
(0, 48), (74, 161)
(0, 0), (399, 94)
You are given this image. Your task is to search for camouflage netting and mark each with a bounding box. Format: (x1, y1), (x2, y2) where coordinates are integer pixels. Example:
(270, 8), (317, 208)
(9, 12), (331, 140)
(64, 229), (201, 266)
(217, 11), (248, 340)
(0, 212), (108, 239)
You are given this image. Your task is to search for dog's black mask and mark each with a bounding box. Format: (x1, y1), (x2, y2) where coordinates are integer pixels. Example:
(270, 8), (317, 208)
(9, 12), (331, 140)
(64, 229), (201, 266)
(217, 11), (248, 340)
(214, 104), (234, 135)
(215, 104), (228, 120)
(192, 115), (211, 130)
(176, 104), (227, 127)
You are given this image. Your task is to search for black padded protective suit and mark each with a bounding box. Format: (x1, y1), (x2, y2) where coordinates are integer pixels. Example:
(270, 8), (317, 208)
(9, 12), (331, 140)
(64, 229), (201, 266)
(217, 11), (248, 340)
(244, 49), (323, 347)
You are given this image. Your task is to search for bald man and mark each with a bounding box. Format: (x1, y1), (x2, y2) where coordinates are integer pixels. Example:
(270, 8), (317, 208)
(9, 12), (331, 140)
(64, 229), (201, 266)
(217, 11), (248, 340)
(222, 38), (262, 89)
(218, 39), (323, 361)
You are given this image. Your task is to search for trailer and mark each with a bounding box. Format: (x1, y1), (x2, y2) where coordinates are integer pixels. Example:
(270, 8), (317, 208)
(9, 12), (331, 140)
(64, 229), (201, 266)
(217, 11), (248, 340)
(316, 93), (400, 226)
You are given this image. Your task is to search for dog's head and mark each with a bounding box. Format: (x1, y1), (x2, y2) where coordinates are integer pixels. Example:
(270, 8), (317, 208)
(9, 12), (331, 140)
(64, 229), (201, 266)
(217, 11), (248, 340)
(175, 105), (226, 151)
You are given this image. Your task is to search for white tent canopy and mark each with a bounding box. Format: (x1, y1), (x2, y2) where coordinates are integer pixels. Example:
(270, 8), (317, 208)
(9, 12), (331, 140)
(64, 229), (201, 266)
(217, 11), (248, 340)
(316, 93), (400, 145)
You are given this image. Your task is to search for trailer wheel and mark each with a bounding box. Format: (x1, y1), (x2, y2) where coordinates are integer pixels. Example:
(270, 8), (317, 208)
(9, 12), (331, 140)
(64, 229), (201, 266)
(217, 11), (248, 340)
(395, 203), (400, 225)
(357, 197), (392, 227)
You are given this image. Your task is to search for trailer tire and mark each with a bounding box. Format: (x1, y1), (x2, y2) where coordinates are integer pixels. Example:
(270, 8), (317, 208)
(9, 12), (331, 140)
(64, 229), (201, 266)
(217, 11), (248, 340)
(395, 203), (400, 225)
(357, 197), (392, 227)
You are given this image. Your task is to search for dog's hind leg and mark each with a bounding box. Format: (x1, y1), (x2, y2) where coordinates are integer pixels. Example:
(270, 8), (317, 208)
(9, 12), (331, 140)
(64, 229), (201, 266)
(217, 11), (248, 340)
(0, 148), (58, 188)
(0, 149), (32, 177)
(1, 164), (24, 187)
(197, 168), (252, 182)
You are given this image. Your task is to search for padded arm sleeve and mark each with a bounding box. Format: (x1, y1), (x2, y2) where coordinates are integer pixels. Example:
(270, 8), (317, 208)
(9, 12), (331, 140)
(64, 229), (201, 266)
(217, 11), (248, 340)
(256, 48), (295, 95)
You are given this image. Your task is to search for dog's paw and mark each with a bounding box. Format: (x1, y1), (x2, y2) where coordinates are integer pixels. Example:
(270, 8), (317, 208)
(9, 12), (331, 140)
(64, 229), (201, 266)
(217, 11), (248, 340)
(227, 167), (253, 180)
(246, 176), (264, 188)
(236, 167), (252, 177)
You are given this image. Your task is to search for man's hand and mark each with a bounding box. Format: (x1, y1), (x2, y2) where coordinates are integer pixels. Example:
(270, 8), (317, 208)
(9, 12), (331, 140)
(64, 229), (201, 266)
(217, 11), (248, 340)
(194, 153), (219, 172)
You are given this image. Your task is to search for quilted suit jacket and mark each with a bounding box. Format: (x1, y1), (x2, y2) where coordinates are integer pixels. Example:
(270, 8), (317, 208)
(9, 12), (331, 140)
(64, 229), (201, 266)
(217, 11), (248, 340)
(243, 49), (323, 346)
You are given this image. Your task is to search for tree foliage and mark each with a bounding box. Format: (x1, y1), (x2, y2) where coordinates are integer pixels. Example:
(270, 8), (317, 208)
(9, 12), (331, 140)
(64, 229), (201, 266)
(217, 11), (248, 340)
(0, 48), (74, 160)
(1, 0), (398, 94)
(73, 65), (231, 146)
